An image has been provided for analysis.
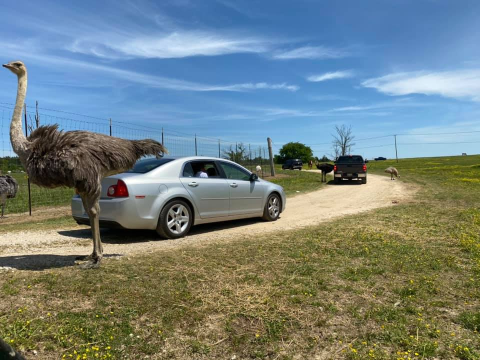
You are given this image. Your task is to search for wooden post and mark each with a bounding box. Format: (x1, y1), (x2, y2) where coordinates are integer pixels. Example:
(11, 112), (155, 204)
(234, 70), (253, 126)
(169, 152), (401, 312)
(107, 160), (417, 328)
(35, 101), (40, 128)
(161, 127), (164, 146)
(109, 118), (112, 136)
(267, 137), (275, 177)
(24, 104), (32, 216)
(218, 139), (221, 158)
(195, 134), (198, 156)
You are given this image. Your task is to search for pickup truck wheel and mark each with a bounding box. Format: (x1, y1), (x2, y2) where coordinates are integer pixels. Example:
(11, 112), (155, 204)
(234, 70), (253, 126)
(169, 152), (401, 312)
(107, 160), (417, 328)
(156, 200), (193, 239)
(334, 178), (340, 184)
(362, 177), (367, 184)
(262, 193), (281, 221)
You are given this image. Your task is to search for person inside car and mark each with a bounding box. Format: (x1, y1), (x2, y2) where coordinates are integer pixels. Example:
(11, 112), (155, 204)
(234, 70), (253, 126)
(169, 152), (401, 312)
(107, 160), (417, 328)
(195, 165), (208, 178)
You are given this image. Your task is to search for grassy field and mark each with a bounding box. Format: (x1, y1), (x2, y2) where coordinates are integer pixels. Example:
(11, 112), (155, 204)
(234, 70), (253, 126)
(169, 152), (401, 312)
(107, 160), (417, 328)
(3, 173), (74, 214)
(1, 155), (480, 359)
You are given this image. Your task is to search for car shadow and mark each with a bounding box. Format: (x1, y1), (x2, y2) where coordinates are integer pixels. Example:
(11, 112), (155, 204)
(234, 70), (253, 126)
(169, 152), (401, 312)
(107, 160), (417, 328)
(58, 217), (272, 243)
(0, 253), (122, 271)
(328, 179), (364, 185)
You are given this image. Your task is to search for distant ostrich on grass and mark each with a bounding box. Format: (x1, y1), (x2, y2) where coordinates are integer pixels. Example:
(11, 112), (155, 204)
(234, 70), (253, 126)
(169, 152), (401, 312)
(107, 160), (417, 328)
(0, 171), (19, 218)
(316, 163), (334, 183)
(0, 336), (26, 360)
(3, 60), (167, 269)
(385, 167), (400, 180)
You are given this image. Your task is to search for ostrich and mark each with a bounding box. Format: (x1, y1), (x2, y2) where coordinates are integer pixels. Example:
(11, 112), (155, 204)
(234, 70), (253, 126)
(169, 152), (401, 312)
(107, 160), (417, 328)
(3, 60), (167, 268)
(385, 166), (400, 180)
(0, 337), (26, 360)
(255, 165), (262, 177)
(316, 163), (334, 183)
(0, 172), (19, 218)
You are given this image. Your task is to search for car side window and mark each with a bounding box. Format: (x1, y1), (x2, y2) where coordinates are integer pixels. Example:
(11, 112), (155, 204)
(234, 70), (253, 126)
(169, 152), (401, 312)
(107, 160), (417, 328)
(182, 162), (195, 177)
(219, 162), (250, 181)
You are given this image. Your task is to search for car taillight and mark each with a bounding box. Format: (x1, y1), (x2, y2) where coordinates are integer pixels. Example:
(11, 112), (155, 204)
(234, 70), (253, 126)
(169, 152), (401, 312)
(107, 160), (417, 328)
(334, 165), (337, 172)
(107, 180), (129, 198)
(363, 164), (367, 171)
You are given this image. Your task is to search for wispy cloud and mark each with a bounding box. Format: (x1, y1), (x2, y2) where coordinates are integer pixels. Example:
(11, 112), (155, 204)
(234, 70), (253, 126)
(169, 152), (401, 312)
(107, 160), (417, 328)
(68, 31), (272, 59)
(362, 70), (480, 102)
(1, 43), (298, 93)
(307, 70), (354, 82)
(308, 94), (356, 101)
(330, 99), (430, 112)
(272, 46), (349, 60)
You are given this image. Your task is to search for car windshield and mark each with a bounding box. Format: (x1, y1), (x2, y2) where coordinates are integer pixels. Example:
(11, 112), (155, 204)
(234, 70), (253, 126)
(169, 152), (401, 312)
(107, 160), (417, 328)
(336, 156), (364, 163)
(126, 158), (174, 173)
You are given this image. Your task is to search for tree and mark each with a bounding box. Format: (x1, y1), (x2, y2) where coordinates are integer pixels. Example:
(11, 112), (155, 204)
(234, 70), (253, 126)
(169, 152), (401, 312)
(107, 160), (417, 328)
(332, 125), (355, 159)
(277, 142), (313, 163)
(222, 143), (248, 163)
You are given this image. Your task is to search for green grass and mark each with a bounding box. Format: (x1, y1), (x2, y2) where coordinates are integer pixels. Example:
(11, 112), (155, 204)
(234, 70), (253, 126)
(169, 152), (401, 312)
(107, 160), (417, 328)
(4, 172), (74, 214)
(1, 155), (480, 358)
(266, 166), (331, 196)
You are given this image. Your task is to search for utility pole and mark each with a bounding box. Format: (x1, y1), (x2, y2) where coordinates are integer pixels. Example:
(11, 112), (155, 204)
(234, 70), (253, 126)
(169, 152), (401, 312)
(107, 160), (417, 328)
(394, 135), (398, 163)
(218, 139), (221, 158)
(267, 137), (275, 177)
(109, 118), (112, 136)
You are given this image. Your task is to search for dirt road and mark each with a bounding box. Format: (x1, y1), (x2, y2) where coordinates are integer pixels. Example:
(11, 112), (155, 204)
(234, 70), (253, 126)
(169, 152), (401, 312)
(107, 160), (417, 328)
(0, 173), (412, 270)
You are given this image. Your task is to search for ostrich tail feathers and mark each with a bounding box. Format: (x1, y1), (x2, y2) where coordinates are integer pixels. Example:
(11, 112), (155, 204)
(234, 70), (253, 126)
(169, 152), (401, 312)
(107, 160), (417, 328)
(131, 139), (168, 159)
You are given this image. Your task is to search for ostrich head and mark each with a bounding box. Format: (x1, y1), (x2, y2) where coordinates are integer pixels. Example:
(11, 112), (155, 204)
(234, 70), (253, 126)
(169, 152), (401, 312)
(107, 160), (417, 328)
(2, 60), (26, 76)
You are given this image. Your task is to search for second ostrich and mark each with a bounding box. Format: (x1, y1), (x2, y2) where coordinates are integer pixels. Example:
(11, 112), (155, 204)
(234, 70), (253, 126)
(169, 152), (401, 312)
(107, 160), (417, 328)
(0, 172), (18, 218)
(3, 60), (167, 268)
(385, 167), (400, 180)
(316, 163), (334, 183)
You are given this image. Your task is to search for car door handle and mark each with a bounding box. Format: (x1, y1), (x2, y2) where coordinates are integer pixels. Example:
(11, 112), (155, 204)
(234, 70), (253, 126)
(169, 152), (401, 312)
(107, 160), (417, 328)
(230, 183), (238, 188)
(188, 182), (199, 187)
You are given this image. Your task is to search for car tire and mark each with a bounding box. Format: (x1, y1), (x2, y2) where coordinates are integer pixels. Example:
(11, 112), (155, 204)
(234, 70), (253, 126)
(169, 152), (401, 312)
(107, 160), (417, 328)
(362, 177), (367, 184)
(262, 193), (281, 221)
(156, 199), (193, 239)
(334, 178), (340, 184)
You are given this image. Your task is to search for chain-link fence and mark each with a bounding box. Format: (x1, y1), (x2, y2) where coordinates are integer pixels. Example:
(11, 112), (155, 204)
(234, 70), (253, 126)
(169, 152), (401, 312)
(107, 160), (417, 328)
(0, 104), (273, 215)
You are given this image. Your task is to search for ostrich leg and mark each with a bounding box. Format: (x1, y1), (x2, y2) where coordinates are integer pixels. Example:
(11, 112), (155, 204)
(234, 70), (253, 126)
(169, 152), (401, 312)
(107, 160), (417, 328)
(0, 194), (6, 218)
(77, 191), (103, 269)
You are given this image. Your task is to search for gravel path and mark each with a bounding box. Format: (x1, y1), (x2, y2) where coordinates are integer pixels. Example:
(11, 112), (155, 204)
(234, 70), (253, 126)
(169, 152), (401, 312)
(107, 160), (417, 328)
(0, 173), (412, 270)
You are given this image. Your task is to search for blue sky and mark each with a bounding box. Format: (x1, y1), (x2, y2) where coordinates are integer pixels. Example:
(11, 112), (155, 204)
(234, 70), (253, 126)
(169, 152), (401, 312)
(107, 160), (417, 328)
(1, 0), (480, 159)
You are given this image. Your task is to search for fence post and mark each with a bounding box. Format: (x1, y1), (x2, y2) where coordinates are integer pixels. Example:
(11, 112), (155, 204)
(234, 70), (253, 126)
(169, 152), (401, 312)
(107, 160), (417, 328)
(24, 104), (32, 216)
(249, 144), (252, 171)
(162, 127), (164, 146)
(218, 139), (221, 158)
(109, 118), (112, 136)
(394, 135), (398, 163)
(195, 134), (198, 156)
(35, 101), (40, 128)
(267, 137), (275, 177)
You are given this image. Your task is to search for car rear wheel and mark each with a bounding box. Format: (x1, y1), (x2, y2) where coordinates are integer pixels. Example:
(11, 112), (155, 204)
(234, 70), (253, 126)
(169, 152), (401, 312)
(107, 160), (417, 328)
(334, 178), (340, 184)
(156, 199), (192, 239)
(362, 176), (367, 184)
(262, 193), (281, 221)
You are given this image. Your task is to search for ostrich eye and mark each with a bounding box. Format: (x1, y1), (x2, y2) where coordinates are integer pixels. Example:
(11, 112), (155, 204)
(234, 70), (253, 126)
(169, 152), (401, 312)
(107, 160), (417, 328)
(14, 62), (22, 67)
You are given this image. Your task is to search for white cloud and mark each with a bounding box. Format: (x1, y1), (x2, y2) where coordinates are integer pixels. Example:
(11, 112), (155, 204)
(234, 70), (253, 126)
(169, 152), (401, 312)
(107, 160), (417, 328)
(362, 70), (480, 102)
(307, 70), (354, 82)
(68, 31), (271, 59)
(272, 46), (349, 60)
(1, 44), (297, 93)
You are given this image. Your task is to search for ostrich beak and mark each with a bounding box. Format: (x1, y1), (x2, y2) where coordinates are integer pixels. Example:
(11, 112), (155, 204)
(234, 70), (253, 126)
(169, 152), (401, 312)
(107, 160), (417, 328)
(2, 64), (13, 70)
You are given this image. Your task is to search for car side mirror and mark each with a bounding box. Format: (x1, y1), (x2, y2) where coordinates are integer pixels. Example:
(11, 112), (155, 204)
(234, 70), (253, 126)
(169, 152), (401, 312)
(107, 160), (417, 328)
(249, 173), (258, 181)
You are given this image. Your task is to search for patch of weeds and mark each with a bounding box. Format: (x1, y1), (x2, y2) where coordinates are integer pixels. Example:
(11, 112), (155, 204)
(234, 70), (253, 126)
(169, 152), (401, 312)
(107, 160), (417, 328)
(458, 310), (480, 332)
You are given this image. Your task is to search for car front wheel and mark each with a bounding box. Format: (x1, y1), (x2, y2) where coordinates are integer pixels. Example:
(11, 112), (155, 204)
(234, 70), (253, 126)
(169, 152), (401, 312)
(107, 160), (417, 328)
(262, 193), (281, 221)
(156, 200), (193, 239)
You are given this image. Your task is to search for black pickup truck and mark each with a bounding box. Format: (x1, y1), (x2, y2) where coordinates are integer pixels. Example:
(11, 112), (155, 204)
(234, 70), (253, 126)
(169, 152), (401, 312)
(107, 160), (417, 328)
(334, 155), (367, 184)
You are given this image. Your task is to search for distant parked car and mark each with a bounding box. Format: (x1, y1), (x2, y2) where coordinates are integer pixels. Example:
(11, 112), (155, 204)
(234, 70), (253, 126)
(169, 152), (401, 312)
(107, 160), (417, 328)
(282, 159), (303, 170)
(71, 156), (286, 239)
(374, 157), (387, 161)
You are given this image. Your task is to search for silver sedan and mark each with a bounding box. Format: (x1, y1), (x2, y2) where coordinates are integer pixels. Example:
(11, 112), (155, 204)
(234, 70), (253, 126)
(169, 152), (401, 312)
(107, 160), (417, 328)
(71, 156), (286, 238)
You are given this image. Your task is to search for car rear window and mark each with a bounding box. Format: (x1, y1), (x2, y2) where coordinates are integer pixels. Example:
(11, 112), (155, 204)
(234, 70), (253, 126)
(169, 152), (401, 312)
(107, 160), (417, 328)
(126, 158), (174, 173)
(336, 156), (364, 163)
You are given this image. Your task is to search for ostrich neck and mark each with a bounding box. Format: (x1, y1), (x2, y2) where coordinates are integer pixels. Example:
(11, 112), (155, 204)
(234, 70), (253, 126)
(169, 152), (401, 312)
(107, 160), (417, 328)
(10, 73), (30, 164)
